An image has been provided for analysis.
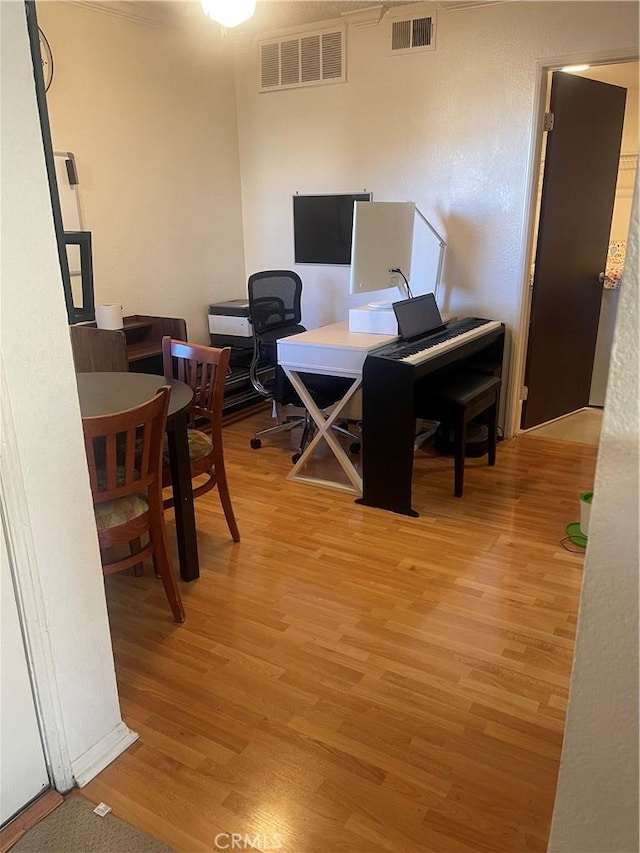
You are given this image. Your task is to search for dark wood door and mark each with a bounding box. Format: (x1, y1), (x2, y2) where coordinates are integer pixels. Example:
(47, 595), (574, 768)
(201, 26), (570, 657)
(521, 72), (626, 429)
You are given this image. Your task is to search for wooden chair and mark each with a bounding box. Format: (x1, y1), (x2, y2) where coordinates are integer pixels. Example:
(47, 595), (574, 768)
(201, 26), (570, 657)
(161, 337), (240, 543)
(417, 372), (502, 498)
(81, 385), (185, 623)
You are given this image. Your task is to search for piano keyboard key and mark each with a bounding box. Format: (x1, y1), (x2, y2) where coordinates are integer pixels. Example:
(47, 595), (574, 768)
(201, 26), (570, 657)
(383, 319), (502, 365)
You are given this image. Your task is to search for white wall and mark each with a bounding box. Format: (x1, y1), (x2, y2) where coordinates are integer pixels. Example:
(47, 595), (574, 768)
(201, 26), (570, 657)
(37, 1), (246, 343)
(549, 175), (639, 852)
(234, 0), (639, 409)
(0, 0), (132, 789)
(0, 517), (49, 822)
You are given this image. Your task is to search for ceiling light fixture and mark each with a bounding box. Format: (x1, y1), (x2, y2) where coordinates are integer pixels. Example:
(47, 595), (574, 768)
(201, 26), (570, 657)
(561, 64), (591, 73)
(201, 0), (256, 28)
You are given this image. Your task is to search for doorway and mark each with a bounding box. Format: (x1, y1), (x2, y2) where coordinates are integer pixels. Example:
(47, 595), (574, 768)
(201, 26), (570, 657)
(519, 60), (638, 439)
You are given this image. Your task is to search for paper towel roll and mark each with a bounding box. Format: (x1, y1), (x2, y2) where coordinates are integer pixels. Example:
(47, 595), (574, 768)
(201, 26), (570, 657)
(95, 304), (123, 330)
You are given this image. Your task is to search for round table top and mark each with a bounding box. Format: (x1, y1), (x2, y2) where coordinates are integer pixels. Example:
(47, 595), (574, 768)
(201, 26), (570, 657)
(76, 372), (192, 418)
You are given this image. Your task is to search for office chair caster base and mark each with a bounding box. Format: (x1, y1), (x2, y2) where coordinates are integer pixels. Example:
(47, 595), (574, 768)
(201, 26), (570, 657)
(250, 438), (262, 449)
(349, 442), (361, 454)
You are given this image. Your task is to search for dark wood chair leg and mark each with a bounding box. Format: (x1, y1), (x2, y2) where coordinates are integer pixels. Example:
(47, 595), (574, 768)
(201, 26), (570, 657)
(454, 410), (466, 498)
(217, 478), (241, 543)
(487, 397), (498, 467)
(131, 537), (144, 576)
(210, 450), (240, 542)
(148, 509), (185, 623)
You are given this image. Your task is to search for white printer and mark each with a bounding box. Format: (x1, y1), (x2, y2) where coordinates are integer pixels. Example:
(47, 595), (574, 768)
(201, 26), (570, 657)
(208, 299), (252, 349)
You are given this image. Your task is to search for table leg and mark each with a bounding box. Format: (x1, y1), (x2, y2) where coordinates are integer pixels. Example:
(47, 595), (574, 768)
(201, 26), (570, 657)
(167, 412), (199, 581)
(283, 368), (363, 494)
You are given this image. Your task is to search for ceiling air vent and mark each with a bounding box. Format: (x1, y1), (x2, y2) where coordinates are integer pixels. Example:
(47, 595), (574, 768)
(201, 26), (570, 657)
(259, 27), (345, 92)
(391, 15), (435, 54)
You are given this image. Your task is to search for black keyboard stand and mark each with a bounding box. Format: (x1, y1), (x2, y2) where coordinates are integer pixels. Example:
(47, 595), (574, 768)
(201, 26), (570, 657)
(357, 323), (505, 516)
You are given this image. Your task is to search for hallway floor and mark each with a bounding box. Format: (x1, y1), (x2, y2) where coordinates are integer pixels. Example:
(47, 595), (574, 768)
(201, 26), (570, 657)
(523, 407), (603, 446)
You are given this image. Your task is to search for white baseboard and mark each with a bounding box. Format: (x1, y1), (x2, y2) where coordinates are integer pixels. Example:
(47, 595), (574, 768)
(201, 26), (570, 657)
(72, 721), (138, 787)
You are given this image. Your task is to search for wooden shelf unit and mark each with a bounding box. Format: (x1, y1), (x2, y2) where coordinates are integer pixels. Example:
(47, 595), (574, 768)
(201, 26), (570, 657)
(70, 316), (269, 417)
(123, 315), (186, 370)
(70, 314), (186, 375)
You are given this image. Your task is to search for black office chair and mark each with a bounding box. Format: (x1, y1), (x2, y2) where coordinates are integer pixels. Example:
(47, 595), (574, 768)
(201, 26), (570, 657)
(247, 270), (355, 460)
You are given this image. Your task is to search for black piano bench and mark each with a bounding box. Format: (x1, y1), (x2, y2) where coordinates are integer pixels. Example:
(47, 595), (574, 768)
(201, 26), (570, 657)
(420, 372), (501, 498)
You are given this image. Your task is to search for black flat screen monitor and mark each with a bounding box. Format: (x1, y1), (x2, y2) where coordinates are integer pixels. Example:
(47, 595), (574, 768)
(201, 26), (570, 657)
(293, 193), (371, 265)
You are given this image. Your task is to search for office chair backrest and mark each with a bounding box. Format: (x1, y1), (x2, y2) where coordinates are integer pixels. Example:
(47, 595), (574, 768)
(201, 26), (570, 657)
(247, 271), (303, 336)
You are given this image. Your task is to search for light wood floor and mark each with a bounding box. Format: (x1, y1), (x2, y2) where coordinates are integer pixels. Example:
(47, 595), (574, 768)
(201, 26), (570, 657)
(83, 408), (596, 853)
(524, 407), (603, 446)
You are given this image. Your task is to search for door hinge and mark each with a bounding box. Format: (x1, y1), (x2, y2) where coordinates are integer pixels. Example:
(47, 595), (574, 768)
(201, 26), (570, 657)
(543, 111), (554, 132)
(520, 385), (529, 401)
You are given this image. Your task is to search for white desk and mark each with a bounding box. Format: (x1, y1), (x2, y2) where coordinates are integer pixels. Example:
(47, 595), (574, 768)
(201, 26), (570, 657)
(277, 322), (397, 494)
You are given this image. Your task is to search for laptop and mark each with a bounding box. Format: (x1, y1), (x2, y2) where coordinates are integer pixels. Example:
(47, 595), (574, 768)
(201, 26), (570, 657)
(392, 293), (446, 342)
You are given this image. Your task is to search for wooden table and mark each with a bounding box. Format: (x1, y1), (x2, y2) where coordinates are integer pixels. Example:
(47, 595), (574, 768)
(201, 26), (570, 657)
(76, 372), (200, 582)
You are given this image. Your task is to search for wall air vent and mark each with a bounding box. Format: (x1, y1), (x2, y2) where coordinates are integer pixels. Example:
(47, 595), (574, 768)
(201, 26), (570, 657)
(390, 15), (435, 54)
(259, 27), (345, 92)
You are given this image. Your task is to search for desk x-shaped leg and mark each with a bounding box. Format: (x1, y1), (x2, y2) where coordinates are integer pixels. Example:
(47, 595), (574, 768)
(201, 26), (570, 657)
(282, 367), (363, 494)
